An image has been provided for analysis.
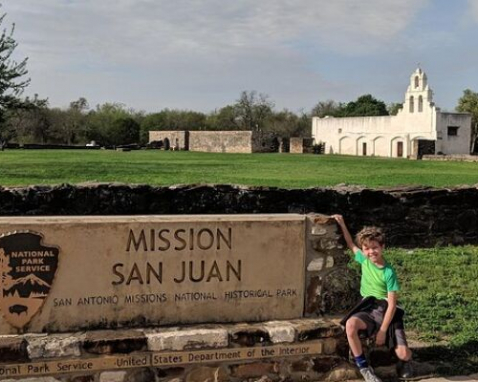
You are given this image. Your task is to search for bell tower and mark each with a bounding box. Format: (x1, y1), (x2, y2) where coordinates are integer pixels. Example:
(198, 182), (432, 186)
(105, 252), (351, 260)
(403, 67), (433, 114)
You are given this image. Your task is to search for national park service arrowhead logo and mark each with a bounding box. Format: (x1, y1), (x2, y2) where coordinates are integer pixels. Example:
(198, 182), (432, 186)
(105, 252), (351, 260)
(0, 231), (59, 329)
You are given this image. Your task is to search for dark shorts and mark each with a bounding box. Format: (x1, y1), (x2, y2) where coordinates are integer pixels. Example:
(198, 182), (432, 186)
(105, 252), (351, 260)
(352, 303), (408, 347)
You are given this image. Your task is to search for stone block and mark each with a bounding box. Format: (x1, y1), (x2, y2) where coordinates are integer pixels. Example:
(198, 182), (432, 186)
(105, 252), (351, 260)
(325, 363), (360, 381)
(1, 378), (61, 382)
(27, 333), (83, 359)
(249, 377), (274, 382)
(307, 258), (324, 272)
(229, 326), (270, 346)
(154, 366), (185, 380)
(0, 336), (29, 362)
(311, 227), (327, 236)
(318, 267), (360, 314)
(323, 338), (337, 355)
(231, 362), (279, 378)
(319, 239), (338, 250)
(125, 368), (156, 382)
(312, 356), (342, 374)
(147, 328), (228, 351)
(83, 330), (147, 354)
(293, 319), (343, 341)
(326, 256), (335, 268)
(100, 371), (127, 382)
(291, 359), (314, 372)
(185, 366), (229, 382)
(305, 276), (322, 315)
(263, 321), (295, 343)
(70, 376), (95, 382)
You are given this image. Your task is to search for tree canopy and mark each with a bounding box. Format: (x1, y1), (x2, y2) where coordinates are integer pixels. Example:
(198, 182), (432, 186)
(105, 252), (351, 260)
(339, 94), (388, 117)
(456, 89), (478, 152)
(312, 95), (389, 118)
(0, 10), (31, 147)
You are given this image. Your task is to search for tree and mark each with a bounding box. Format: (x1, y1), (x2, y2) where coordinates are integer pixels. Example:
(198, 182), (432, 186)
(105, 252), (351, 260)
(139, 109), (207, 143)
(205, 105), (240, 131)
(234, 91), (274, 130)
(263, 109), (311, 137)
(456, 89), (478, 153)
(0, 10), (30, 148)
(85, 102), (132, 145)
(4, 94), (49, 143)
(387, 102), (403, 116)
(340, 94), (388, 117)
(109, 117), (140, 145)
(311, 100), (343, 117)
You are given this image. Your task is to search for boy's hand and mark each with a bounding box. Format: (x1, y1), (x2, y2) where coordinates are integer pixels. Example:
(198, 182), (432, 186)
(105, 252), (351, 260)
(376, 329), (386, 346)
(331, 214), (345, 226)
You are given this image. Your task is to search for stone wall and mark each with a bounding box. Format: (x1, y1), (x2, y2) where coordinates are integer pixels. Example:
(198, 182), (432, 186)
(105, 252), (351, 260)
(188, 131), (278, 154)
(0, 184), (476, 247)
(423, 154), (478, 162)
(289, 138), (314, 154)
(148, 131), (189, 150)
(189, 131), (254, 153)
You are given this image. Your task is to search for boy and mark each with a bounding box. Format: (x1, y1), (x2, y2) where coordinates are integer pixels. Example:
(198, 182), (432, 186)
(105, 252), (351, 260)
(332, 214), (413, 382)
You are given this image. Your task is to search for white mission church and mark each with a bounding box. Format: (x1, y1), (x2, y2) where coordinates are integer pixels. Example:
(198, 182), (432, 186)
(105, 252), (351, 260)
(311, 68), (472, 158)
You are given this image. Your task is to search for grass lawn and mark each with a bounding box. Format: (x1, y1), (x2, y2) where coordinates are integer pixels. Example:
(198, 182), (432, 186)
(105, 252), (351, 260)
(1, 149), (478, 188)
(2, 149), (478, 372)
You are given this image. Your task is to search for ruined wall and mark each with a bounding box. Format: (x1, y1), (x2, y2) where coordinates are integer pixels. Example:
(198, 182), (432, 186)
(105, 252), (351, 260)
(189, 131), (254, 153)
(0, 184), (476, 247)
(148, 131), (189, 150)
(290, 138), (314, 154)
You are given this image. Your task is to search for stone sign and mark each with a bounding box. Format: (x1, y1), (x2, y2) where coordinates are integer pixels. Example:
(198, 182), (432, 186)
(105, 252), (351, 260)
(0, 215), (305, 333)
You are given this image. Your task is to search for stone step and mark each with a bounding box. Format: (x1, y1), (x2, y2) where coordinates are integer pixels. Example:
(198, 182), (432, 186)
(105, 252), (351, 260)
(0, 318), (355, 382)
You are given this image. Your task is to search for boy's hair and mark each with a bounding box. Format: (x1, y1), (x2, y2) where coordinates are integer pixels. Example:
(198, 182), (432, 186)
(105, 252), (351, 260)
(356, 226), (385, 247)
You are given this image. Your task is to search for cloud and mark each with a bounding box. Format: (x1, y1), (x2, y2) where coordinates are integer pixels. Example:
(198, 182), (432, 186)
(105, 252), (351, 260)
(7, 0), (430, 62)
(468, 0), (478, 21)
(3, 0), (431, 111)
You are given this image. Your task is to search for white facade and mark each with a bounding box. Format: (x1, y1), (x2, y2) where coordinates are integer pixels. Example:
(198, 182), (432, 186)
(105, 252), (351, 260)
(312, 68), (472, 158)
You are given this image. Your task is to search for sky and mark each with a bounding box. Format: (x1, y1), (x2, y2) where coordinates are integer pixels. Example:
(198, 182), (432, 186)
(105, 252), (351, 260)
(3, 0), (478, 114)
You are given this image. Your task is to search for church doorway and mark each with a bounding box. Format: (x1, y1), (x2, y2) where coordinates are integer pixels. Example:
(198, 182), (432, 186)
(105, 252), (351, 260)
(397, 142), (403, 157)
(164, 138), (170, 150)
(417, 140), (435, 159)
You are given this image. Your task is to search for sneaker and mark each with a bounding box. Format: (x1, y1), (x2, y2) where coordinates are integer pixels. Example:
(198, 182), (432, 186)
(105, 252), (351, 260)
(397, 361), (414, 380)
(360, 367), (383, 382)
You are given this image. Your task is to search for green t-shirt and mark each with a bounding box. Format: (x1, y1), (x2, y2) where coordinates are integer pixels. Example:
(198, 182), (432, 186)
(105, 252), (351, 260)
(354, 249), (400, 300)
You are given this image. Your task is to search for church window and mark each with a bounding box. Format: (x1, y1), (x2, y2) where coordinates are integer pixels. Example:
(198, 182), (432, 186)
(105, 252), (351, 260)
(362, 142), (367, 156)
(409, 96), (414, 113)
(447, 126), (459, 136)
(418, 96), (423, 112)
(415, 76), (419, 88)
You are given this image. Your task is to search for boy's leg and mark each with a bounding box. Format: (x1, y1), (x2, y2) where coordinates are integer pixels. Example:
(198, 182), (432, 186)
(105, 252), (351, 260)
(346, 314), (382, 382)
(345, 316), (368, 356)
(395, 345), (412, 361)
(395, 328), (414, 379)
(394, 328), (412, 361)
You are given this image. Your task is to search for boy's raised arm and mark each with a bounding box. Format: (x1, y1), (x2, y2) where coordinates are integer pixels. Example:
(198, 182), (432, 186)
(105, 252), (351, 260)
(331, 214), (360, 254)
